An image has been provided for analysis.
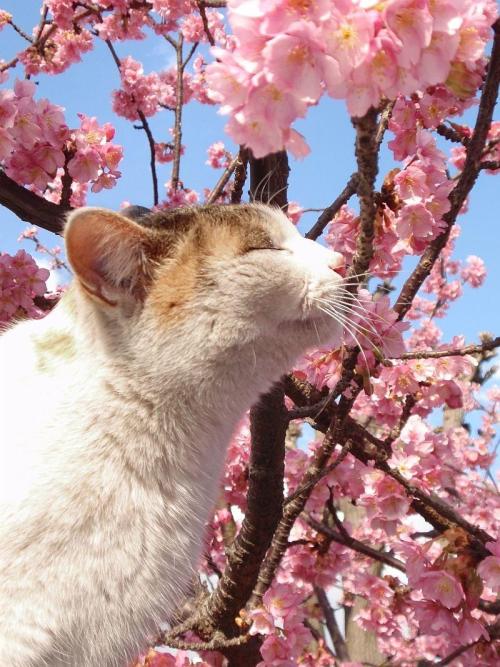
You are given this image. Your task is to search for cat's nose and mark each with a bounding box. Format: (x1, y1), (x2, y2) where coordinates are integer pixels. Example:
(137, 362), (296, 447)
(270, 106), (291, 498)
(328, 254), (346, 276)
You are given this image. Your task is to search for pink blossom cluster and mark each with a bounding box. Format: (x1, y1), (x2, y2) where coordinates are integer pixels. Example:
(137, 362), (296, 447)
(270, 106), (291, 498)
(0, 250), (50, 324)
(206, 142), (232, 170)
(451, 120), (500, 174)
(112, 57), (180, 121)
(327, 129), (453, 283)
(17, 24), (93, 76)
(206, 0), (497, 156)
(246, 583), (324, 666)
(112, 56), (212, 122)
(388, 87), (476, 162)
(160, 181), (199, 209)
(406, 227), (488, 321)
(0, 80), (122, 199)
(181, 10), (225, 44)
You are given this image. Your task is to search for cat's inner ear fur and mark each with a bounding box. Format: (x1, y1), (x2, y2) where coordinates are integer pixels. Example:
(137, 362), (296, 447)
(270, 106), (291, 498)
(65, 207), (156, 307)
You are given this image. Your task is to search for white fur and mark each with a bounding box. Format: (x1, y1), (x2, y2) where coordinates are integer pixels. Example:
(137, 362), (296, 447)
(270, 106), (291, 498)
(0, 205), (345, 666)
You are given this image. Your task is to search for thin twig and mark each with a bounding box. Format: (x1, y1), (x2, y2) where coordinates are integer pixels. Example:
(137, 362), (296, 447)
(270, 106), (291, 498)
(206, 154), (240, 204)
(308, 516), (406, 573)
(0, 7), (90, 73)
(137, 110), (159, 206)
(397, 337), (500, 360)
(284, 441), (352, 505)
(6, 19), (34, 43)
(103, 38), (159, 206)
(305, 173), (359, 240)
(197, 0), (215, 46)
(314, 585), (350, 661)
(60, 150), (74, 210)
(161, 631), (251, 652)
(171, 35), (185, 190)
(480, 159), (500, 170)
(436, 123), (471, 146)
(230, 147), (249, 204)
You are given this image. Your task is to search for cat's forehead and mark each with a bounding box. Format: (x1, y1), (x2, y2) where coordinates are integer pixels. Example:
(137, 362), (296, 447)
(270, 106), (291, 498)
(139, 203), (296, 251)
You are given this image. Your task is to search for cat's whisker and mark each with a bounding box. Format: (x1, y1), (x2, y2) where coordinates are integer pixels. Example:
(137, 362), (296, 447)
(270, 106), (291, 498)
(322, 288), (401, 327)
(325, 297), (397, 331)
(318, 292), (394, 331)
(266, 183), (289, 208)
(315, 300), (381, 351)
(318, 299), (383, 341)
(317, 305), (372, 370)
(251, 168), (275, 204)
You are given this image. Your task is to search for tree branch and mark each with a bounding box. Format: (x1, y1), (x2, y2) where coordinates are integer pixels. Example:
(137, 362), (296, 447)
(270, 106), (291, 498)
(314, 585), (350, 662)
(397, 336), (500, 360)
(283, 373), (493, 554)
(305, 172), (359, 241)
(307, 516), (406, 573)
(250, 398), (356, 606)
(348, 107), (380, 285)
(206, 153), (240, 204)
(395, 18), (500, 318)
(230, 147), (249, 204)
(171, 35), (185, 190)
(0, 170), (68, 234)
(196, 0), (215, 46)
(103, 38), (159, 206)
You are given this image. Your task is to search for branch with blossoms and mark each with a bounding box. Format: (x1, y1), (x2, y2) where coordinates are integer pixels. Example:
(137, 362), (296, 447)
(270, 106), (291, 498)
(2, 2), (500, 666)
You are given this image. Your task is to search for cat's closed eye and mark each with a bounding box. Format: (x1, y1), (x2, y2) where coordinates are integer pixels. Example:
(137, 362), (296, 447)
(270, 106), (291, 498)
(245, 246), (287, 253)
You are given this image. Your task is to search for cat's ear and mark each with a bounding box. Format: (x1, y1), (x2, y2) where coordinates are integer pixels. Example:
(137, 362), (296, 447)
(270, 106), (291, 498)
(65, 207), (155, 307)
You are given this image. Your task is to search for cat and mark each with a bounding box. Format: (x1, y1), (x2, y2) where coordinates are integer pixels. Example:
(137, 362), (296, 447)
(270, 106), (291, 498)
(0, 203), (346, 666)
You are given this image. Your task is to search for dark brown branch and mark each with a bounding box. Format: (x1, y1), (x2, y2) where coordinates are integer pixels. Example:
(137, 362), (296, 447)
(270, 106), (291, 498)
(206, 154), (240, 204)
(230, 147), (249, 204)
(308, 516), (406, 573)
(197, 0), (215, 46)
(196, 382), (287, 640)
(0, 170), (68, 234)
(305, 172), (359, 241)
(480, 159), (500, 170)
(249, 151), (290, 210)
(251, 400), (356, 605)
(395, 18), (500, 318)
(314, 585), (350, 661)
(171, 35), (185, 190)
(422, 621), (500, 666)
(60, 151), (74, 210)
(137, 110), (159, 206)
(479, 599), (500, 615)
(397, 337), (500, 360)
(162, 632), (251, 652)
(436, 123), (471, 146)
(431, 641), (480, 666)
(348, 107), (380, 285)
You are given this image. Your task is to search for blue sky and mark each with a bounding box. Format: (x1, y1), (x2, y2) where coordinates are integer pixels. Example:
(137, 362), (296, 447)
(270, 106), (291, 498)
(1, 2), (499, 352)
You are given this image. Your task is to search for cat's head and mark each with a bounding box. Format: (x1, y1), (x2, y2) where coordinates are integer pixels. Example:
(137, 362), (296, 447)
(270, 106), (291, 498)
(65, 204), (349, 360)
